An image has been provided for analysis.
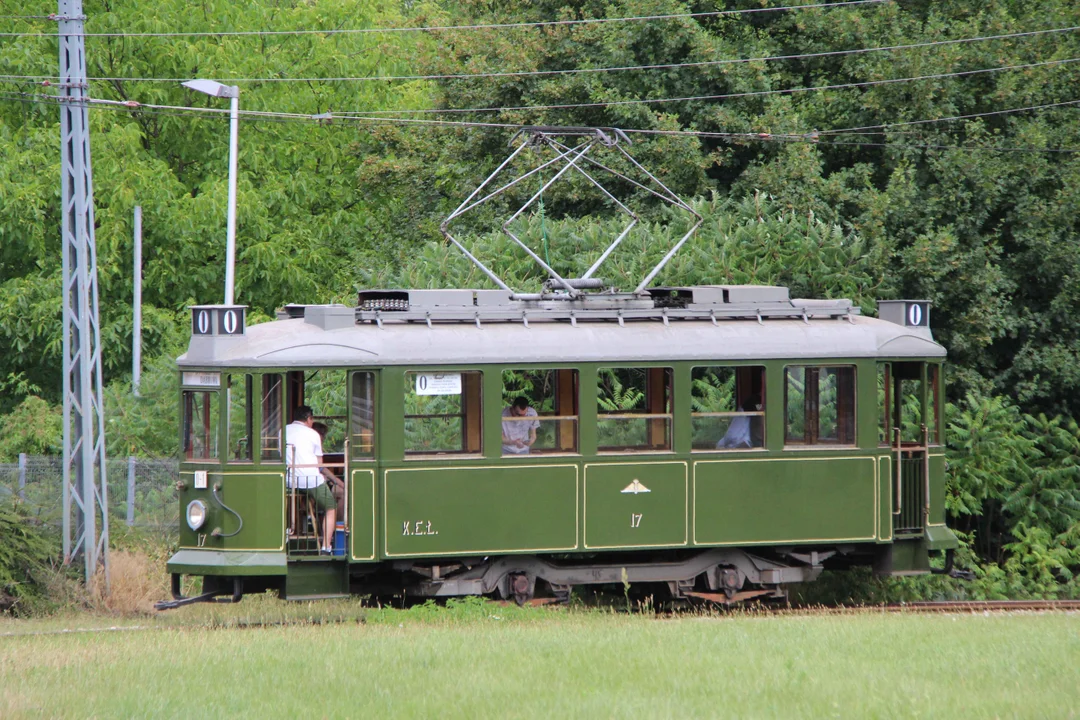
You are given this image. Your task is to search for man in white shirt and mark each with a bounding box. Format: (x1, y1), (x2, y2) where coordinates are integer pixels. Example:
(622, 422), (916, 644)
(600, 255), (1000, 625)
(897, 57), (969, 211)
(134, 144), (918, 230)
(285, 405), (336, 554)
(502, 396), (540, 455)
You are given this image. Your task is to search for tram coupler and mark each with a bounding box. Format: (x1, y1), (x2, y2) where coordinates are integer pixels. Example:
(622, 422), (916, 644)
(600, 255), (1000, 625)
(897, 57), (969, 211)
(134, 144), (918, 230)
(155, 574), (243, 610)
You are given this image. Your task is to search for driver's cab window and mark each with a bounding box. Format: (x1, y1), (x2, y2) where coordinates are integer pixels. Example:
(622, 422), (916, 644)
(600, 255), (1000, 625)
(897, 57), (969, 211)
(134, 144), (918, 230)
(227, 373), (253, 463)
(181, 371), (221, 462)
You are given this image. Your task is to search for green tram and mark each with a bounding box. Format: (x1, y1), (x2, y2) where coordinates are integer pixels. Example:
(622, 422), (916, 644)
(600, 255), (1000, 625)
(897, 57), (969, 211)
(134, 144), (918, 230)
(166, 284), (959, 605)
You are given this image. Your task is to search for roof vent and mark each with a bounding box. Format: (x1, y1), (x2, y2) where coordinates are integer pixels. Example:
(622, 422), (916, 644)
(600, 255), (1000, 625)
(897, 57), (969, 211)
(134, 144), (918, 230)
(304, 305), (356, 331)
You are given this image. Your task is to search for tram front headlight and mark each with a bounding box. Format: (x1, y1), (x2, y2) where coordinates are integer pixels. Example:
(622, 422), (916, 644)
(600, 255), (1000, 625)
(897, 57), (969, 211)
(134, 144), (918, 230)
(186, 499), (208, 531)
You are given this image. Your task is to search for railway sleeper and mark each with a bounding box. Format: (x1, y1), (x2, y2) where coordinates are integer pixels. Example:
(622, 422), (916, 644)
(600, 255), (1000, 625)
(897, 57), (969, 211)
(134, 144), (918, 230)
(399, 549), (825, 602)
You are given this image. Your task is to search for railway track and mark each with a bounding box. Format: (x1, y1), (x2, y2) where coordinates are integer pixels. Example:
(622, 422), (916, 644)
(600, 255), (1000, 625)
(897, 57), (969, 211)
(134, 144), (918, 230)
(881, 599), (1080, 613)
(679, 596), (1080, 614)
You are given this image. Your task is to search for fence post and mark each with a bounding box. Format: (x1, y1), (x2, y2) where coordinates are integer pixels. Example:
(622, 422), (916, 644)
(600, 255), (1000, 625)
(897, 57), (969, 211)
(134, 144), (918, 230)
(18, 453), (27, 499)
(127, 456), (136, 527)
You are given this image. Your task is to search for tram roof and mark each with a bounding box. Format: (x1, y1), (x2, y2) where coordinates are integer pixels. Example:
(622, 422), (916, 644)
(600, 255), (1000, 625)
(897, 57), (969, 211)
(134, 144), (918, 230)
(178, 311), (945, 368)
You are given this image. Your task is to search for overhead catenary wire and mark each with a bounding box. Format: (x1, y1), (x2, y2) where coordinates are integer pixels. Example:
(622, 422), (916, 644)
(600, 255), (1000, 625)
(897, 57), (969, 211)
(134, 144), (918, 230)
(1, 25), (1077, 85)
(0, 0), (889, 39)
(1, 4), (1075, 140)
(332, 56), (1080, 115)
(817, 98), (1080, 135)
(5, 51), (1080, 137)
(18, 92), (1062, 140)
(8, 54), (1075, 116)
(3, 89), (1077, 153)
(2, 25), (1080, 85)
(619, 98), (1080, 139)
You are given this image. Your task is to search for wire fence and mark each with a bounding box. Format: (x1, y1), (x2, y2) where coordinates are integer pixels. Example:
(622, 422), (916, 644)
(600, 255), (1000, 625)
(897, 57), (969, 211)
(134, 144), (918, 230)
(0, 454), (179, 536)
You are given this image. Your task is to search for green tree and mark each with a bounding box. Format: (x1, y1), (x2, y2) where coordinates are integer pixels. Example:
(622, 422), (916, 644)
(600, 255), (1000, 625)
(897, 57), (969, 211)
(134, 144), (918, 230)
(0, 0), (437, 412)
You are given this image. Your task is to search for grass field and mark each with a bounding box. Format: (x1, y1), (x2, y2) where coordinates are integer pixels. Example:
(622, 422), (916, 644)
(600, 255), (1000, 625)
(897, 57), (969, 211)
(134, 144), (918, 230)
(1, 598), (1078, 718)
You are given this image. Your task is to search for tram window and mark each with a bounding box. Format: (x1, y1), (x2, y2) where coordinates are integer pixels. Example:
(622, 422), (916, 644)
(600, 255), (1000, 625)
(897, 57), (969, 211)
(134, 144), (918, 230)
(597, 367), (672, 453)
(691, 366), (765, 451)
(227, 374), (253, 463)
(928, 364), (942, 446)
(502, 369), (579, 456)
(785, 366), (856, 446)
(892, 363), (926, 445)
(261, 374), (283, 461)
(351, 372), (376, 458)
(182, 390), (219, 461)
(404, 371), (483, 456)
(304, 369), (348, 451)
(878, 364), (891, 446)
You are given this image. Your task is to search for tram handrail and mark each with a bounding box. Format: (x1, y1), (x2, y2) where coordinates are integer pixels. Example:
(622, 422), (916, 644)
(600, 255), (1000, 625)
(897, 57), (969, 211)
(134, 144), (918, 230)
(893, 427), (902, 515)
(342, 438), (349, 537)
(922, 424), (930, 525)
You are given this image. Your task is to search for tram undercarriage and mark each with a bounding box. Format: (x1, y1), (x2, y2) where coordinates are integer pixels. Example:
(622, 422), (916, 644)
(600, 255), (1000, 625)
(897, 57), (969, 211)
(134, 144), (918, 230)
(388, 548), (831, 605)
(161, 547), (851, 608)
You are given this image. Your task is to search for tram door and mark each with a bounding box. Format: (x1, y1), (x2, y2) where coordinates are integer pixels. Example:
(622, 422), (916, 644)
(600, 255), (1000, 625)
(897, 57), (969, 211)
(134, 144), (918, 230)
(283, 369), (352, 554)
(882, 362), (940, 536)
(348, 371), (377, 561)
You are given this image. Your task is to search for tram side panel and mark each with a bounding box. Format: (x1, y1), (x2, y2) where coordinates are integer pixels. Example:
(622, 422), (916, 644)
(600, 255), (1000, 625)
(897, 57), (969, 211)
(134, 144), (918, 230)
(349, 468), (377, 561)
(692, 457), (877, 546)
(381, 464), (578, 558)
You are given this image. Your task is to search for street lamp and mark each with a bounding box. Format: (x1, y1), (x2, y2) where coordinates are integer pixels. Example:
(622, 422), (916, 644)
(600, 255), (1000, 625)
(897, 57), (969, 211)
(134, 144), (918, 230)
(182, 79), (241, 306)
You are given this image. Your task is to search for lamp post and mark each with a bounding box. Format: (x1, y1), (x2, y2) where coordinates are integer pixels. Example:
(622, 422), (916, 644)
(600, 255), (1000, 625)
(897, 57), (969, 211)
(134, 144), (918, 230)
(182, 79), (240, 306)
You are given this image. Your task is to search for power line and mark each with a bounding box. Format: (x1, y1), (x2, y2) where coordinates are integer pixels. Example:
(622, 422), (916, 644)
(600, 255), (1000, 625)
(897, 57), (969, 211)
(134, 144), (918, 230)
(0, 0), (888, 39)
(800, 138), (1080, 153)
(4, 58), (1078, 129)
(3, 89), (1077, 153)
(819, 98), (1080, 134)
(620, 98), (1080, 139)
(2, 25), (1076, 85)
(332, 56), (1080, 115)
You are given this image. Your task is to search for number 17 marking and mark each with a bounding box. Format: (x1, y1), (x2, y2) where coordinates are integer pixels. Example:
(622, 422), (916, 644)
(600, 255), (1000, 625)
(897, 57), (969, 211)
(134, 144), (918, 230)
(630, 513), (643, 529)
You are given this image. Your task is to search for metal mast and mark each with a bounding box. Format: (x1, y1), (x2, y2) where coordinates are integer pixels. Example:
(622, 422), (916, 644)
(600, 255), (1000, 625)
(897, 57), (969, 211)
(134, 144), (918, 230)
(58, 0), (109, 584)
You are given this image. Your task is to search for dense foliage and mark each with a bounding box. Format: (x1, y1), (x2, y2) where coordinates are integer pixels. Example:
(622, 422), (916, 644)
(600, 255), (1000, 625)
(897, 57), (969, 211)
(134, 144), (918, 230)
(0, 498), (55, 614)
(2, 0), (1079, 598)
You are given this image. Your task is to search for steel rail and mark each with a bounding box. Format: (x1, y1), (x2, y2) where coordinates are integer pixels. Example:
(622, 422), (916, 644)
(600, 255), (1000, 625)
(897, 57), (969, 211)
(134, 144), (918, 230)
(883, 600), (1080, 612)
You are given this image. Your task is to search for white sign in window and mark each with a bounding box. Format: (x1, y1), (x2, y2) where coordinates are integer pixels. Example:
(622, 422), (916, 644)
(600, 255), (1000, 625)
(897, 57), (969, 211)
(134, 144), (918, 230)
(183, 372), (221, 388)
(415, 373), (462, 396)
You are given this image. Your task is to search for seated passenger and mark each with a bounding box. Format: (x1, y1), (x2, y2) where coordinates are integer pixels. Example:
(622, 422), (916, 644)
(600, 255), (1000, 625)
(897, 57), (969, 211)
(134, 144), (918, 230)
(716, 395), (763, 449)
(502, 396), (540, 455)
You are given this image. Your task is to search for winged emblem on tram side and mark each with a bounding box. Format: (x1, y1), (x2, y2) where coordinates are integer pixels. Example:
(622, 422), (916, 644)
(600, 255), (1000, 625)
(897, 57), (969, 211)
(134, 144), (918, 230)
(621, 479), (651, 494)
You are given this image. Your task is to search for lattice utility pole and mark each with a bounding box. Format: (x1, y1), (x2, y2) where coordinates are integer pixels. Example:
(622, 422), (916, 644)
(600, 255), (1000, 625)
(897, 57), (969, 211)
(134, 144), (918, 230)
(58, 0), (109, 584)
